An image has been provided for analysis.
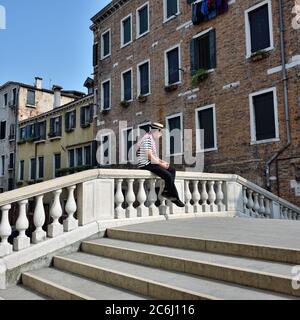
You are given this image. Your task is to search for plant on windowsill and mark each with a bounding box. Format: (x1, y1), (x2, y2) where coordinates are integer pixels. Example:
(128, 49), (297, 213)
(250, 50), (270, 62)
(164, 83), (179, 92)
(17, 139), (26, 145)
(81, 122), (91, 129)
(120, 100), (130, 108)
(138, 95), (147, 103)
(191, 69), (209, 88)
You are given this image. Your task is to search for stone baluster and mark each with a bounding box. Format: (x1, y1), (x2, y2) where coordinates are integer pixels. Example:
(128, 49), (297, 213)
(258, 195), (266, 218)
(243, 187), (249, 216)
(200, 181), (209, 212)
(192, 180), (201, 213)
(32, 195), (46, 244)
(280, 206), (284, 219)
(13, 200), (30, 251)
(48, 189), (63, 238)
(185, 180), (193, 214)
(148, 179), (159, 216)
(115, 179), (125, 219)
(283, 207), (289, 219)
(137, 179), (148, 217)
(215, 181), (225, 212)
(288, 209), (293, 220)
(208, 181), (217, 212)
(253, 193), (260, 218)
(293, 212), (298, 220)
(158, 180), (168, 216)
(126, 179), (136, 218)
(0, 205), (13, 257)
(264, 198), (271, 219)
(64, 186), (78, 232)
(247, 190), (254, 217)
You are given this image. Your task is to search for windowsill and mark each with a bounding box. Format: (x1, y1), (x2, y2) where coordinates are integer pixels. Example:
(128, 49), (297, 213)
(136, 30), (150, 40)
(121, 41), (132, 49)
(163, 12), (180, 24)
(165, 81), (182, 87)
(49, 136), (62, 141)
(250, 138), (280, 145)
(196, 147), (218, 153)
(34, 139), (46, 144)
(137, 92), (150, 97)
(166, 152), (184, 157)
(8, 167), (14, 171)
(26, 104), (36, 108)
(246, 47), (274, 60)
(101, 54), (111, 60)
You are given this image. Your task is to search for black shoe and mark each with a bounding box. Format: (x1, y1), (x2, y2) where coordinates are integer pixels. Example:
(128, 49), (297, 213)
(172, 199), (185, 208)
(161, 190), (177, 201)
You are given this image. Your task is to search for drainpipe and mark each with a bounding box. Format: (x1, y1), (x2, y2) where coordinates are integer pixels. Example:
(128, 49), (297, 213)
(265, 0), (291, 190)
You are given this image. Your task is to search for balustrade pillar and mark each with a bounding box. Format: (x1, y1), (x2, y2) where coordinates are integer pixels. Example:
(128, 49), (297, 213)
(258, 195), (266, 218)
(216, 181), (225, 212)
(64, 186), (78, 232)
(148, 179), (159, 216)
(32, 195), (47, 244)
(185, 180), (192, 214)
(192, 181), (201, 213)
(247, 190), (254, 217)
(13, 200), (30, 251)
(0, 205), (12, 257)
(115, 179), (125, 219)
(200, 181), (209, 212)
(137, 179), (148, 217)
(243, 187), (250, 216)
(126, 179), (137, 218)
(264, 199), (271, 219)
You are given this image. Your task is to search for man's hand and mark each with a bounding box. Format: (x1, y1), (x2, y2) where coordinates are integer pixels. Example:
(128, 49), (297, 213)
(160, 160), (170, 169)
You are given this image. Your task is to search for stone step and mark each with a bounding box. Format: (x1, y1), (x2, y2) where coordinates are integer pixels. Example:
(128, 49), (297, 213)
(22, 268), (150, 300)
(53, 252), (297, 300)
(0, 284), (50, 300)
(106, 228), (300, 265)
(81, 238), (298, 297)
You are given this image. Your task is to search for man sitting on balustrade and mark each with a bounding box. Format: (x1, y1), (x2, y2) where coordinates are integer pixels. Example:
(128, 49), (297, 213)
(136, 122), (185, 208)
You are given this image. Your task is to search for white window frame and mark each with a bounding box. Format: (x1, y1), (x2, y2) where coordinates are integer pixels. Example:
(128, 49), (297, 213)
(136, 2), (150, 39)
(0, 155), (5, 177)
(120, 126), (134, 164)
(101, 28), (111, 60)
(83, 145), (92, 166)
(19, 160), (24, 181)
(165, 112), (183, 157)
(120, 13), (133, 48)
(53, 153), (61, 178)
(138, 121), (151, 137)
(37, 156), (44, 179)
(121, 68), (133, 102)
(3, 92), (8, 107)
(195, 104), (218, 153)
(163, 0), (180, 23)
(165, 44), (182, 86)
(100, 133), (112, 166)
(245, 0), (274, 58)
(249, 87), (279, 145)
(101, 78), (112, 111)
(137, 59), (151, 96)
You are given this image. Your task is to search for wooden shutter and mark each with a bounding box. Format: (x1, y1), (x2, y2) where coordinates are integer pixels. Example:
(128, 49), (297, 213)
(50, 118), (54, 134)
(89, 105), (94, 123)
(190, 39), (200, 75)
(80, 107), (85, 126)
(209, 29), (217, 69)
(65, 112), (70, 131)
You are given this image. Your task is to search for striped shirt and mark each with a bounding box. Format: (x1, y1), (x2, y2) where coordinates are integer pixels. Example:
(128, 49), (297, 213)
(136, 133), (157, 168)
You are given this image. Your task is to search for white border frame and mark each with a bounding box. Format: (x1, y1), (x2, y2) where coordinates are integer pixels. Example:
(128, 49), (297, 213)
(163, 0), (180, 23)
(101, 78), (112, 111)
(120, 13), (133, 48)
(100, 133), (112, 166)
(165, 112), (183, 157)
(164, 43), (182, 86)
(195, 104), (218, 153)
(245, 0), (274, 58)
(136, 2), (150, 39)
(101, 28), (111, 60)
(137, 59), (151, 96)
(121, 68), (133, 102)
(249, 87), (280, 145)
(120, 126), (134, 164)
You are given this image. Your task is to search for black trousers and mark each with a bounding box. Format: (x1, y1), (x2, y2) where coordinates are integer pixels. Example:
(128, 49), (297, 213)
(141, 164), (179, 200)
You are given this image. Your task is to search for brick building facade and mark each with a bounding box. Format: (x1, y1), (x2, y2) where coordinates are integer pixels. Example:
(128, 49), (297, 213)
(91, 0), (300, 207)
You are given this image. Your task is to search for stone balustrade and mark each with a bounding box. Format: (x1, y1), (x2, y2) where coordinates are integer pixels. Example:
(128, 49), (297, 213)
(0, 169), (299, 260)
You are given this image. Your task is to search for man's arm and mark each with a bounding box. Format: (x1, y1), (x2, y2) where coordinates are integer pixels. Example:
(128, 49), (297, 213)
(146, 150), (169, 169)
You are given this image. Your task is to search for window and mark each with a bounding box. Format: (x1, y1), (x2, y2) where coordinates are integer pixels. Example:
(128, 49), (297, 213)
(80, 106), (92, 127)
(54, 154), (61, 178)
(1, 155), (5, 176)
(84, 145), (92, 166)
(29, 158), (36, 181)
(38, 156), (44, 179)
(164, 0), (179, 22)
(165, 45), (181, 85)
(100, 134), (112, 166)
(19, 127), (26, 141)
(0, 121), (6, 139)
(245, 0), (273, 57)
(9, 124), (15, 140)
(137, 60), (150, 96)
(49, 116), (62, 137)
(137, 3), (149, 38)
(69, 149), (75, 168)
(27, 89), (35, 106)
(9, 153), (14, 169)
(121, 127), (134, 163)
(101, 79), (111, 110)
(65, 110), (76, 131)
(4, 93), (8, 106)
(26, 124), (35, 139)
(76, 148), (83, 166)
(121, 69), (133, 102)
(101, 29), (111, 59)
(37, 121), (46, 140)
(12, 88), (17, 105)
(249, 88), (279, 144)
(195, 104), (217, 152)
(121, 14), (132, 47)
(190, 28), (216, 75)
(166, 113), (183, 156)
(93, 43), (98, 67)
(19, 160), (24, 181)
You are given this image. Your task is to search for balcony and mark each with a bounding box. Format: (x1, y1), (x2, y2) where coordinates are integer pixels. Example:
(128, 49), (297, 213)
(48, 131), (62, 141)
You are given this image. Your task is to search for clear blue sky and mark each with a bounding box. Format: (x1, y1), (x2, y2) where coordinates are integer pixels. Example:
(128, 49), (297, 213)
(0, 0), (111, 93)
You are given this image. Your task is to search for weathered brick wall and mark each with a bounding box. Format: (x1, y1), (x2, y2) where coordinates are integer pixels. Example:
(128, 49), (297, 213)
(93, 0), (300, 207)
